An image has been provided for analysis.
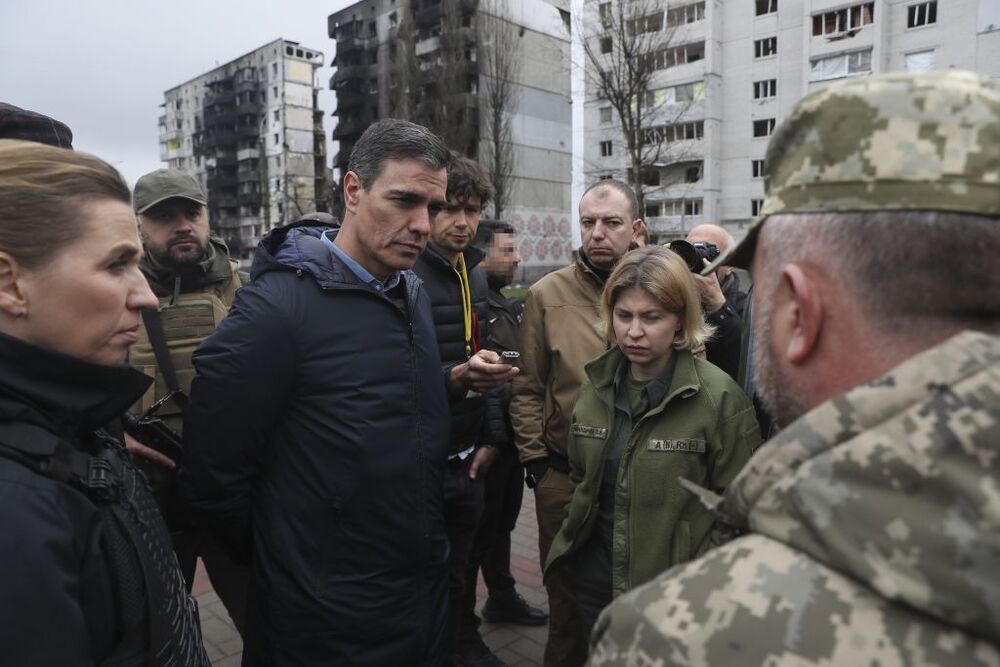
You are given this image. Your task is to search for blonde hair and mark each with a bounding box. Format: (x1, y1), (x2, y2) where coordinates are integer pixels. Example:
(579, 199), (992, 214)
(0, 140), (131, 269)
(602, 246), (714, 350)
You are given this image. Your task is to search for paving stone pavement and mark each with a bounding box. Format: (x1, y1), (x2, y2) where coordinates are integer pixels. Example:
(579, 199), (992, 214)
(196, 490), (549, 666)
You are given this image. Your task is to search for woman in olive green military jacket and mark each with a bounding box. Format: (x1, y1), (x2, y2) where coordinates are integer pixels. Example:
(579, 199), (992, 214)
(545, 246), (761, 640)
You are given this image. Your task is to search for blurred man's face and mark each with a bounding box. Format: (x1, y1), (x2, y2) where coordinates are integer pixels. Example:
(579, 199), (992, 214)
(579, 186), (640, 270)
(482, 232), (521, 286)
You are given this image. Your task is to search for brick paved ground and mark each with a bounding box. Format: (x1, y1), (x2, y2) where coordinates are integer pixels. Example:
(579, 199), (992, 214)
(196, 490), (549, 666)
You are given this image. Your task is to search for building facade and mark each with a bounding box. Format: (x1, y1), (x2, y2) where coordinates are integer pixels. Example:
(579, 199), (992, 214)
(582, 0), (1000, 243)
(159, 38), (329, 262)
(329, 0), (574, 280)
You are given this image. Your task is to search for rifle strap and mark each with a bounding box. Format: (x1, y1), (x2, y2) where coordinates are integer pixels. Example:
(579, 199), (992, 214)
(141, 308), (181, 395)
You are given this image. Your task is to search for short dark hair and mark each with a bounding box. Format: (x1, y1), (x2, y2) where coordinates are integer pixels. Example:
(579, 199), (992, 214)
(346, 119), (450, 189)
(581, 178), (640, 221)
(761, 211), (1000, 337)
(473, 218), (516, 252)
(447, 151), (494, 206)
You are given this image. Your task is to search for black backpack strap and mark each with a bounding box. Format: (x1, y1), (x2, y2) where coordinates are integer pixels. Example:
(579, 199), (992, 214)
(0, 423), (208, 666)
(0, 422), (95, 488)
(141, 308), (181, 395)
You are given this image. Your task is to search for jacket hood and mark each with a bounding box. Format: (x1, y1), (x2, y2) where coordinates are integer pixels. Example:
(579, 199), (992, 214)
(251, 221), (426, 300)
(251, 220), (348, 287)
(720, 330), (1000, 642)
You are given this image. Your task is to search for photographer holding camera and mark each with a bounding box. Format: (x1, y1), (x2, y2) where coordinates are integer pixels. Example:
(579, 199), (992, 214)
(668, 224), (749, 380)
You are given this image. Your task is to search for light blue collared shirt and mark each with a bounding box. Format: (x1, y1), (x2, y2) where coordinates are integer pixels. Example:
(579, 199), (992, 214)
(322, 230), (402, 294)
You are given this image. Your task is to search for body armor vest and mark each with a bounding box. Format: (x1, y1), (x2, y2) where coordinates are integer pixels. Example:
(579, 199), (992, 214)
(129, 266), (241, 432)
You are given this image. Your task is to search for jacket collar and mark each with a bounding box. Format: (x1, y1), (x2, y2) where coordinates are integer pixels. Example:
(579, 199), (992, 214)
(254, 223), (425, 310)
(573, 251), (612, 290)
(487, 286), (515, 313)
(585, 346), (700, 416)
(720, 330), (1000, 642)
(0, 331), (152, 438)
(420, 243), (486, 273)
(140, 237), (234, 297)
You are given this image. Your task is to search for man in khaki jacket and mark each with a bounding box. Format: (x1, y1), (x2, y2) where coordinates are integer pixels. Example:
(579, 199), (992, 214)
(510, 179), (641, 666)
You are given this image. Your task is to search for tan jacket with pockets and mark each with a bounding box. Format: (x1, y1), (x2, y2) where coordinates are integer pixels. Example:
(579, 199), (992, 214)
(510, 255), (607, 464)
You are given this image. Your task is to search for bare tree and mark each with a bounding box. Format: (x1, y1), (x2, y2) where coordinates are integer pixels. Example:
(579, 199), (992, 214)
(391, 0), (476, 156)
(578, 0), (702, 215)
(478, 0), (521, 219)
(391, 4), (419, 119)
(433, 0), (477, 155)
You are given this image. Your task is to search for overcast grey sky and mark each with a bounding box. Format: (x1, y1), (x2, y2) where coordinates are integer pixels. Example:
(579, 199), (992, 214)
(1, 0), (353, 186)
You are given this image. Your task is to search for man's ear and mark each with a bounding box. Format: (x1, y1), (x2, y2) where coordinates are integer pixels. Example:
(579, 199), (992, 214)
(0, 252), (28, 318)
(780, 263), (823, 365)
(343, 171), (364, 214)
(632, 218), (644, 241)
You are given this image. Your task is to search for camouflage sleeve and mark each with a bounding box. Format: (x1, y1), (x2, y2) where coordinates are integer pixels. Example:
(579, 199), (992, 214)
(589, 534), (1000, 666)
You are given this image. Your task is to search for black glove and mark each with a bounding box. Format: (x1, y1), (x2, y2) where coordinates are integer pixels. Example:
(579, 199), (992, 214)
(524, 457), (550, 488)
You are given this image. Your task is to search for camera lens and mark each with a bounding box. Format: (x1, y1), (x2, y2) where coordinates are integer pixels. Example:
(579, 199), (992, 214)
(667, 240), (702, 272)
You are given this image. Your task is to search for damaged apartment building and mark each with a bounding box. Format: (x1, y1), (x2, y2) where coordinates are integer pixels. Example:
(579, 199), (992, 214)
(158, 38), (329, 263)
(329, 0), (573, 280)
(583, 0), (1000, 242)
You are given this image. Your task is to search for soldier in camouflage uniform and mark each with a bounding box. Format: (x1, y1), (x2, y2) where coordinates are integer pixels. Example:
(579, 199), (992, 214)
(589, 70), (1000, 665)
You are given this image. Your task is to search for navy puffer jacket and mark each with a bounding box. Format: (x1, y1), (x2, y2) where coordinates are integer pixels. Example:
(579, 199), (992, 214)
(181, 221), (450, 666)
(413, 244), (507, 453)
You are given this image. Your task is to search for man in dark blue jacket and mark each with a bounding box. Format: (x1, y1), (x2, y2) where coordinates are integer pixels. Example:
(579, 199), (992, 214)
(180, 119), (518, 666)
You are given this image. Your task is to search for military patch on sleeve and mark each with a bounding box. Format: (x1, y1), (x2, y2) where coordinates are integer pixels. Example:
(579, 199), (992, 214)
(571, 424), (608, 439)
(648, 438), (706, 453)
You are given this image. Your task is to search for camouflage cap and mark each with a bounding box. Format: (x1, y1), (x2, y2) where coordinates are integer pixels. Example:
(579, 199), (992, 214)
(133, 168), (207, 214)
(712, 70), (1000, 271)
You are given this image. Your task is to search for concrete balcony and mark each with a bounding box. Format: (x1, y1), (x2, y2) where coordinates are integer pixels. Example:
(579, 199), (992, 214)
(645, 214), (703, 236)
(211, 194), (240, 209)
(810, 25), (875, 60)
(204, 108), (236, 128)
(238, 191), (262, 206)
(333, 117), (366, 140)
(237, 147), (260, 161)
(207, 171), (238, 191)
(237, 124), (260, 139)
(334, 35), (368, 57)
(414, 2), (442, 27)
(201, 131), (237, 150)
(212, 152), (238, 168)
(159, 127), (181, 142)
(332, 64), (367, 87)
(204, 88), (235, 107)
(415, 36), (442, 57)
(237, 169), (260, 183)
(334, 86), (366, 112)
